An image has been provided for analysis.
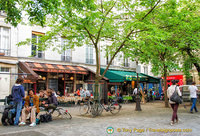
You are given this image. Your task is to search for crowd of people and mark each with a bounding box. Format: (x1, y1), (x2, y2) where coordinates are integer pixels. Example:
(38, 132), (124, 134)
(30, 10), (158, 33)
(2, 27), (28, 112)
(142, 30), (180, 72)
(10, 78), (58, 127)
(4, 78), (199, 127)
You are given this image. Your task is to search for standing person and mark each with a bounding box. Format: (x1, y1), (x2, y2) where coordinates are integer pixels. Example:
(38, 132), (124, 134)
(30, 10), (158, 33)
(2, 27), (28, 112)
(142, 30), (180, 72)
(80, 87), (85, 97)
(132, 88), (137, 102)
(167, 80), (182, 125)
(189, 82), (199, 113)
(19, 89), (39, 127)
(84, 89), (91, 101)
(11, 78), (25, 126)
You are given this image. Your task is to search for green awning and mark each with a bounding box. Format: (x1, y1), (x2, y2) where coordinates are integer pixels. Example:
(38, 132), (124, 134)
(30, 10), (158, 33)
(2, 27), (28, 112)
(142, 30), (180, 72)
(140, 73), (160, 83)
(100, 68), (148, 82)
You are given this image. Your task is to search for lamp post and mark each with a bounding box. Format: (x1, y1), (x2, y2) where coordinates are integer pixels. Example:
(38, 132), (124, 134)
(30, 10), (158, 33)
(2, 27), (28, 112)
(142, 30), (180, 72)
(135, 60), (142, 111)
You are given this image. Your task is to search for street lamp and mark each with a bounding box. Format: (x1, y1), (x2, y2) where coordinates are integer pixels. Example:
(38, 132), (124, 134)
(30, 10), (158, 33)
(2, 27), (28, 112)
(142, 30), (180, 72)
(135, 59), (142, 111)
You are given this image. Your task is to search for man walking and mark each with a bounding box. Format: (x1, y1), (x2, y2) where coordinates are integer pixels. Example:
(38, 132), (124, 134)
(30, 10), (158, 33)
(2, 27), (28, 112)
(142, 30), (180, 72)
(189, 82), (199, 113)
(11, 78), (25, 126)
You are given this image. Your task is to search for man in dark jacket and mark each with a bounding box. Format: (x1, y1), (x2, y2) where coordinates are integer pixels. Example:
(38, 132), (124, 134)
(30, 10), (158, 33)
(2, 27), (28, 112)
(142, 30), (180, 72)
(11, 78), (25, 125)
(42, 89), (58, 112)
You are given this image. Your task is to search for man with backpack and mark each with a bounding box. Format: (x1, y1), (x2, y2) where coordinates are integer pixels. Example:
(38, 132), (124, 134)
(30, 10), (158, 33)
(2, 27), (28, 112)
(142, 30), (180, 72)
(11, 78), (25, 126)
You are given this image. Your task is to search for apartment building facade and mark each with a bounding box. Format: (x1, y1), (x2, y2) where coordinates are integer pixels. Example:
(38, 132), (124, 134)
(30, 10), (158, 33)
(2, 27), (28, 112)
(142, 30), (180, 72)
(0, 12), (154, 99)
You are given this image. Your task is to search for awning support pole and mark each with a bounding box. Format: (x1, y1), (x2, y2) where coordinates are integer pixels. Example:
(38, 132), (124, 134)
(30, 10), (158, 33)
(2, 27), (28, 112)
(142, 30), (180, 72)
(63, 73), (65, 96)
(34, 83), (37, 94)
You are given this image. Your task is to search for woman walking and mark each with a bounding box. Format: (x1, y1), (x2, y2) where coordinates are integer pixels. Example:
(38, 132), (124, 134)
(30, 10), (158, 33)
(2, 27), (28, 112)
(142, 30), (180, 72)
(167, 80), (182, 125)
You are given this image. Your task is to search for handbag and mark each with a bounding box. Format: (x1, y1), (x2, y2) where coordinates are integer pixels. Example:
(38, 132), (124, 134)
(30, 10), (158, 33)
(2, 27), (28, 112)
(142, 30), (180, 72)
(170, 86), (183, 104)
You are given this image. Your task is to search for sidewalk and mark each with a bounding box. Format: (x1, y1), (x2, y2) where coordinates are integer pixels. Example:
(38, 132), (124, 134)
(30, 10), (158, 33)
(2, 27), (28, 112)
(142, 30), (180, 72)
(0, 101), (199, 136)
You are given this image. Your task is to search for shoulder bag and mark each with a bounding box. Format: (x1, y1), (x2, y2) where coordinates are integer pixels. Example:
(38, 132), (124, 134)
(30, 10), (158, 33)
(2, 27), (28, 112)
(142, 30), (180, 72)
(170, 86), (183, 104)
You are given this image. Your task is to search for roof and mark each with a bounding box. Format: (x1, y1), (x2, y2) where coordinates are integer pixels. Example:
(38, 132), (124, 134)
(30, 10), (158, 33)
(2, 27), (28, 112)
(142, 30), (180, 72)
(24, 62), (88, 74)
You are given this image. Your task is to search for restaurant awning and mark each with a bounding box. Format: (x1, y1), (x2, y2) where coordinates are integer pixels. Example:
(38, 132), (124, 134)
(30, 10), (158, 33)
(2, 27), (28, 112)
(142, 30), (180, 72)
(23, 62), (88, 74)
(140, 73), (160, 83)
(100, 68), (148, 83)
(18, 62), (89, 83)
(18, 62), (39, 83)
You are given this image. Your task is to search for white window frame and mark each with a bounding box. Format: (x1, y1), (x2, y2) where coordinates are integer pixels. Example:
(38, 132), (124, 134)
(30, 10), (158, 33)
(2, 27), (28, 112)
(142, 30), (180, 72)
(86, 45), (94, 64)
(31, 34), (45, 59)
(61, 38), (72, 62)
(0, 26), (11, 56)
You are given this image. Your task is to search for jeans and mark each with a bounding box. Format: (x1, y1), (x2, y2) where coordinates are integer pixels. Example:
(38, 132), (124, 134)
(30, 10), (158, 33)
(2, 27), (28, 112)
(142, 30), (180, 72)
(14, 101), (22, 125)
(171, 104), (179, 122)
(190, 98), (198, 112)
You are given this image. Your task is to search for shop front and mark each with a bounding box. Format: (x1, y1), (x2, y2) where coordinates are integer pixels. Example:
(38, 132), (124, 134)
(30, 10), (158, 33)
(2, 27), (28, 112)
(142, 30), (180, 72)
(18, 61), (88, 95)
(100, 68), (160, 96)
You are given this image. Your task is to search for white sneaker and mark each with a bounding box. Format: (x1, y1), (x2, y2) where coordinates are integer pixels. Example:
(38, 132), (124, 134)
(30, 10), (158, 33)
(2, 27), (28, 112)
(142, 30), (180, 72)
(19, 122), (26, 126)
(29, 122), (36, 127)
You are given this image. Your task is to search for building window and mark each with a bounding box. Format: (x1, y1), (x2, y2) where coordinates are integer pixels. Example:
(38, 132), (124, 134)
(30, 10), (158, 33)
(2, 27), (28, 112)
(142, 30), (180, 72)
(144, 66), (148, 74)
(0, 27), (11, 56)
(0, 67), (9, 73)
(86, 45), (93, 64)
(124, 57), (129, 67)
(31, 32), (45, 59)
(61, 38), (72, 62)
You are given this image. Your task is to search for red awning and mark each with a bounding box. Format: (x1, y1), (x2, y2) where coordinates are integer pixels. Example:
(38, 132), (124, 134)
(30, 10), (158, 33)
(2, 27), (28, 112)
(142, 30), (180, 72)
(24, 62), (88, 74)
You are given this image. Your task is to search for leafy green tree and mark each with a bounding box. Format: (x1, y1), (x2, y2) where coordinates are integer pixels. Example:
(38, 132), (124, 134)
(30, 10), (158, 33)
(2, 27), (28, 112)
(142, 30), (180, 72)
(125, 0), (200, 107)
(170, 1), (200, 79)
(1, 0), (162, 103)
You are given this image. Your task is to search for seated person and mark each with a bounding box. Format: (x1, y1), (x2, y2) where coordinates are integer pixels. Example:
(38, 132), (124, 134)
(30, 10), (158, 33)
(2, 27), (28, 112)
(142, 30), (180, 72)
(19, 89), (40, 127)
(42, 89), (58, 113)
(39, 90), (47, 106)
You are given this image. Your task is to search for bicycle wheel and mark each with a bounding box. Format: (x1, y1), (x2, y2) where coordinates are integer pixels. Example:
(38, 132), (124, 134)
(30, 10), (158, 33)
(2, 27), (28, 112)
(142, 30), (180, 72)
(53, 109), (61, 117)
(63, 112), (72, 119)
(110, 102), (121, 114)
(90, 102), (103, 117)
(79, 102), (89, 115)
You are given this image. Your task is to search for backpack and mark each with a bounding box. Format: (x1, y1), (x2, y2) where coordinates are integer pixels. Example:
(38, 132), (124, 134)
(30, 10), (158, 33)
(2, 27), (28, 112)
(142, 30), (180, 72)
(40, 113), (52, 123)
(1, 107), (16, 126)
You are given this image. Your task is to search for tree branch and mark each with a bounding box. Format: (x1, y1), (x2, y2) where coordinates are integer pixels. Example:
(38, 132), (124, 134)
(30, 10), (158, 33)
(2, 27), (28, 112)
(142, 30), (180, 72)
(84, 27), (96, 46)
(95, 1), (116, 45)
(140, 0), (161, 21)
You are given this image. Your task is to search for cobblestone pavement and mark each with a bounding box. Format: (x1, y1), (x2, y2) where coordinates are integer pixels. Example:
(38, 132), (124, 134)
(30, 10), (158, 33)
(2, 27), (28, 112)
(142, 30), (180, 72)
(0, 101), (200, 136)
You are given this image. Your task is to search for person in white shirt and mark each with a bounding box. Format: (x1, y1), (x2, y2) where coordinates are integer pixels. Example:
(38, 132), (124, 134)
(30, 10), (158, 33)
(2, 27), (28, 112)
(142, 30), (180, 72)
(84, 89), (91, 100)
(188, 82), (199, 113)
(80, 87), (85, 97)
(167, 80), (182, 125)
(133, 88), (137, 95)
(131, 88), (138, 102)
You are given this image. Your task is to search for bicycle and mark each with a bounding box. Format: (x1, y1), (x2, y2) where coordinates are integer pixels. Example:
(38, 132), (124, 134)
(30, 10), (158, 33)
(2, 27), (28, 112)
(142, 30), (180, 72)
(93, 99), (122, 117)
(79, 99), (94, 115)
(45, 107), (72, 119)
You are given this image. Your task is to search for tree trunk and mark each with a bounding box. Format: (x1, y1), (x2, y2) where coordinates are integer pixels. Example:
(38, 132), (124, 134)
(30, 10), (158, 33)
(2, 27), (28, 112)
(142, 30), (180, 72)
(186, 49), (200, 79)
(164, 65), (169, 107)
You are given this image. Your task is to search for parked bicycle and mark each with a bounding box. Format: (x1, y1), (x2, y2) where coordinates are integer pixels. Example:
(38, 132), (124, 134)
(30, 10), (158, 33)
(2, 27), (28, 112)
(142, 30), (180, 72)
(93, 99), (122, 117)
(79, 99), (122, 117)
(79, 99), (94, 115)
(45, 107), (72, 119)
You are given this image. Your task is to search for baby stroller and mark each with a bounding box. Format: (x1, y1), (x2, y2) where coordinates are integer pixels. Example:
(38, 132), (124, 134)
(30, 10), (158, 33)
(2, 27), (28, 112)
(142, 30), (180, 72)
(1, 95), (16, 126)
